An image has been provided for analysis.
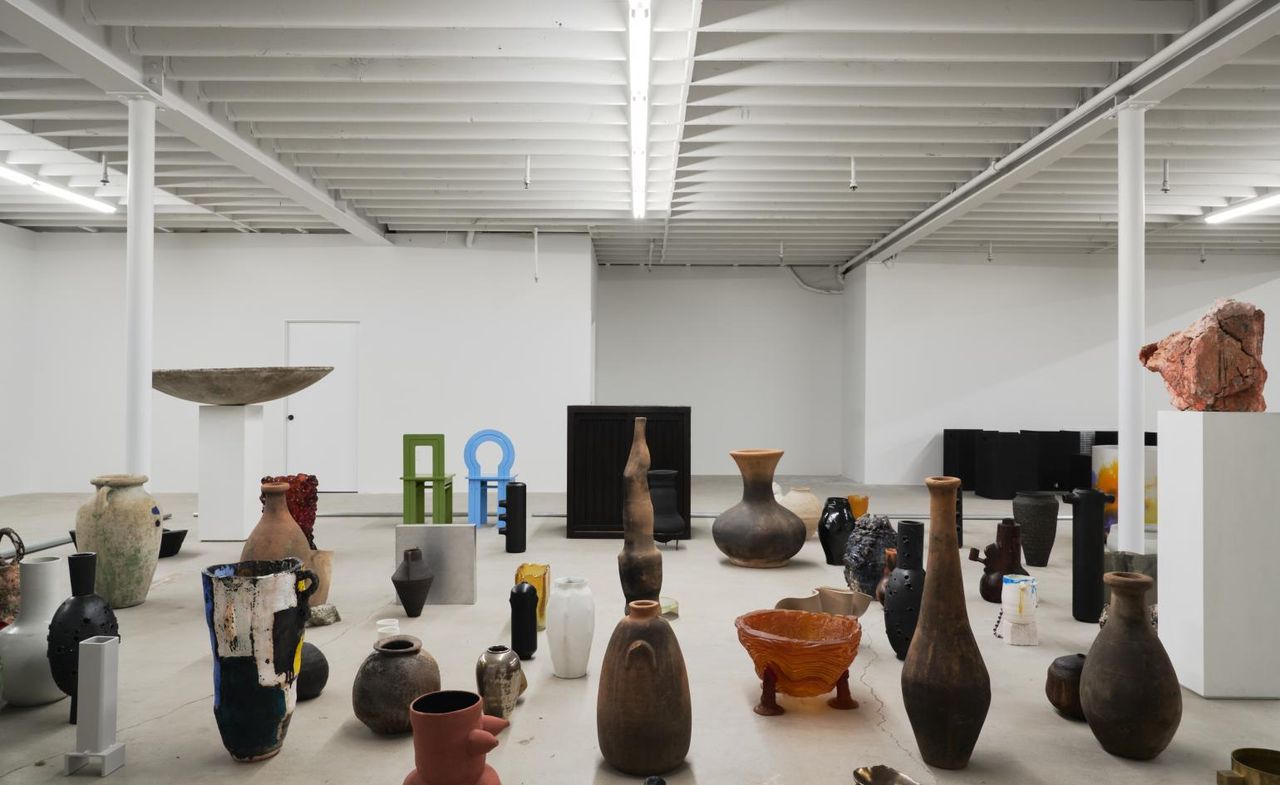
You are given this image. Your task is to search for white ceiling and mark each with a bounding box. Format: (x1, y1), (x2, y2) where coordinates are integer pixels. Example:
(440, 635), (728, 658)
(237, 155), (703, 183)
(1, 0), (1280, 264)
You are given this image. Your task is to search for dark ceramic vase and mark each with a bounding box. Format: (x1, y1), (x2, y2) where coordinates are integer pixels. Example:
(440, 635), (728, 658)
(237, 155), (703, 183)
(712, 449), (805, 568)
(510, 582), (538, 660)
(844, 514), (897, 595)
(297, 642), (329, 701)
(1064, 488), (1110, 623)
(1045, 653), (1086, 721)
(392, 547), (434, 618)
(498, 481), (527, 553)
(649, 470), (686, 544)
(352, 635), (441, 735)
(901, 477), (990, 770)
(875, 548), (897, 604)
(46, 552), (119, 724)
(1013, 491), (1059, 567)
(968, 519), (1029, 604)
(883, 521), (925, 661)
(619, 419), (662, 607)
(1080, 572), (1181, 760)
(817, 497), (855, 566)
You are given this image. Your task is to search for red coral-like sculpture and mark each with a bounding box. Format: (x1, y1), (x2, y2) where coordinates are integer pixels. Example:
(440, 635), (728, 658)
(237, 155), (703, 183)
(261, 473), (319, 548)
(1139, 298), (1267, 412)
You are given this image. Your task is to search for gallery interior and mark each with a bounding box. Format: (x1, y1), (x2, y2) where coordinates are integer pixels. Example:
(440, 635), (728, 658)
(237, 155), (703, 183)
(1, 1), (1279, 783)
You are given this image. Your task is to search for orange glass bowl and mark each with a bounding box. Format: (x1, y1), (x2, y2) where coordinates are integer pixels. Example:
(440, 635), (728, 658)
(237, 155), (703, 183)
(734, 609), (862, 715)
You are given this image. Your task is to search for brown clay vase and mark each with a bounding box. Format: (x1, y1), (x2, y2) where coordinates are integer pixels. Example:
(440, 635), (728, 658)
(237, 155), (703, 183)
(901, 476), (990, 770)
(967, 518), (1028, 604)
(875, 548), (897, 605)
(597, 600), (691, 776)
(712, 449), (806, 568)
(1080, 572), (1181, 760)
(353, 635), (442, 735)
(1045, 653), (1086, 721)
(241, 482), (314, 592)
(402, 690), (507, 785)
(618, 418), (661, 611)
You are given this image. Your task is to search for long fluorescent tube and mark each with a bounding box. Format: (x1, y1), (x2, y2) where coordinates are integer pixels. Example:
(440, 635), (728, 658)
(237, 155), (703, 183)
(32, 181), (116, 214)
(628, 0), (651, 220)
(0, 165), (35, 186)
(1205, 191), (1280, 224)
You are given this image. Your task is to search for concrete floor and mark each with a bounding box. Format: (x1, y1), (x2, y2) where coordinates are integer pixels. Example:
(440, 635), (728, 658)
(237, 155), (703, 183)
(0, 479), (1273, 784)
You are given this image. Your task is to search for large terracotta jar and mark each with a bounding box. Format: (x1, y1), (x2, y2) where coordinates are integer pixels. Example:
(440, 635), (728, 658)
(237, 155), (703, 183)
(1064, 488), (1109, 623)
(353, 635), (442, 734)
(46, 552), (119, 724)
(619, 418), (662, 607)
(0, 555), (67, 706)
(967, 518), (1028, 604)
(202, 557), (316, 761)
(75, 474), (162, 609)
(547, 576), (594, 679)
(1080, 572), (1181, 760)
(883, 520), (925, 660)
(597, 600), (691, 776)
(403, 691), (507, 785)
(713, 449), (805, 568)
(241, 481), (315, 598)
(901, 477), (990, 770)
(777, 486), (822, 539)
(1013, 491), (1059, 567)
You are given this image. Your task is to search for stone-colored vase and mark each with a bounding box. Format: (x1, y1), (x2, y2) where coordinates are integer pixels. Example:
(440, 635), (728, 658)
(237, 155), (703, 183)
(618, 418), (662, 609)
(353, 635), (442, 735)
(74, 474), (162, 609)
(476, 645), (527, 720)
(402, 691), (507, 785)
(597, 600), (691, 776)
(778, 486), (822, 539)
(0, 527), (23, 626)
(547, 577), (595, 679)
(712, 450), (806, 568)
(514, 563), (549, 630)
(0, 556), (67, 706)
(241, 481), (315, 591)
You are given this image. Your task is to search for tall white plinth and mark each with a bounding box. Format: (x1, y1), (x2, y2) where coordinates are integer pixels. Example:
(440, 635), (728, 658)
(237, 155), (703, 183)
(1158, 410), (1280, 698)
(198, 404), (263, 542)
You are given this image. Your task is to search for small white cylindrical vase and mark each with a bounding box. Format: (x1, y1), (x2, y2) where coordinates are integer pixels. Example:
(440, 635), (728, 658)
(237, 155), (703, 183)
(0, 556), (69, 706)
(546, 577), (595, 679)
(1000, 574), (1039, 646)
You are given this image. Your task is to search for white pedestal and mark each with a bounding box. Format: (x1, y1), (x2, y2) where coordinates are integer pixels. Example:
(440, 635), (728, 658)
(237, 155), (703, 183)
(66, 635), (124, 776)
(198, 405), (263, 542)
(395, 524), (476, 605)
(1158, 410), (1280, 698)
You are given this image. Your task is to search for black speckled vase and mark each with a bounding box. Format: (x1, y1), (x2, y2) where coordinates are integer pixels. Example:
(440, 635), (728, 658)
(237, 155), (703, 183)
(46, 552), (119, 724)
(883, 520), (926, 660)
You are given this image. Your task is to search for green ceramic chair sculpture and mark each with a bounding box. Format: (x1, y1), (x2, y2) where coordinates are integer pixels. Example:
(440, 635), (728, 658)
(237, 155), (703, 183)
(401, 434), (454, 524)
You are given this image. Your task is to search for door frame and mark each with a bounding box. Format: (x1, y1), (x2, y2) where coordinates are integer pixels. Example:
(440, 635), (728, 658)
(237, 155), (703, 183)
(285, 319), (361, 491)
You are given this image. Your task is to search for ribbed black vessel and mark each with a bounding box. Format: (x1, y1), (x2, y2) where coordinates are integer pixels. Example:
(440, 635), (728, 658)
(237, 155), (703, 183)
(1064, 488), (1109, 623)
(499, 481), (527, 553)
(884, 520), (926, 660)
(46, 552), (119, 724)
(510, 582), (538, 660)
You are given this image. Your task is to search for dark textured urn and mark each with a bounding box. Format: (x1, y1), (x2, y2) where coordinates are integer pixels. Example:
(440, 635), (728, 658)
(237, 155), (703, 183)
(392, 547), (434, 618)
(1045, 653), (1086, 721)
(711, 449), (805, 568)
(968, 518), (1029, 604)
(1013, 491), (1059, 567)
(817, 497), (855, 566)
(46, 552), (119, 724)
(844, 514), (897, 596)
(1080, 572), (1181, 760)
(297, 642), (329, 701)
(352, 635), (442, 735)
(510, 582), (538, 660)
(1064, 488), (1110, 623)
(648, 470), (686, 544)
(883, 521), (926, 661)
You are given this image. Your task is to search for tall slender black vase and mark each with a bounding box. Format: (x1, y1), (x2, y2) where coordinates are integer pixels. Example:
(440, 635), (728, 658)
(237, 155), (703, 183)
(46, 552), (119, 724)
(648, 470), (686, 544)
(1064, 488), (1109, 623)
(499, 482), (527, 554)
(510, 582), (538, 660)
(884, 520), (926, 660)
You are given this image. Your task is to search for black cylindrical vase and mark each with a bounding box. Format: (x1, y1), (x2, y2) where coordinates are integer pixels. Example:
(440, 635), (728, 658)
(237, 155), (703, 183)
(1064, 488), (1109, 623)
(46, 552), (119, 724)
(817, 497), (854, 566)
(883, 520), (926, 660)
(648, 470), (686, 543)
(510, 582), (538, 660)
(499, 482), (527, 554)
(1014, 491), (1060, 567)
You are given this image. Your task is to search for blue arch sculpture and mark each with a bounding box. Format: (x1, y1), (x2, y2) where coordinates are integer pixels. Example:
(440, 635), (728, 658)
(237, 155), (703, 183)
(464, 429), (516, 526)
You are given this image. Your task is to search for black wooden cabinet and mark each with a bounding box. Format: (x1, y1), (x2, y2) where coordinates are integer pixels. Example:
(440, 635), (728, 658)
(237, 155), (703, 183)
(566, 405), (692, 539)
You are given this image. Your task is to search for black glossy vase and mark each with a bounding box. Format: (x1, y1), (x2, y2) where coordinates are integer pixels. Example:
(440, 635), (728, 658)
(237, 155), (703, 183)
(510, 582), (538, 660)
(392, 547), (434, 618)
(297, 642), (329, 701)
(648, 470), (686, 544)
(1064, 488), (1110, 623)
(46, 552), (119, 724)
(884, 520), (926, 661)
(498, 481), (526, 553)
(817, 497), (855, 566)
(1013, 491), (1059, 567)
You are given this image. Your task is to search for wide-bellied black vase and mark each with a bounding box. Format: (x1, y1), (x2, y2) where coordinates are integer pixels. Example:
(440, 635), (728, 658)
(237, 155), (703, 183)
(883, 520), (926, 660)
(817, 497), (854, 566)
(46, 552), (119, 724)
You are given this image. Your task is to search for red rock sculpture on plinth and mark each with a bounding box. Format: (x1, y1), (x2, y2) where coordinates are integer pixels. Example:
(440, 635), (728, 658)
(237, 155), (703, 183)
(1139, 298), (1266, 412)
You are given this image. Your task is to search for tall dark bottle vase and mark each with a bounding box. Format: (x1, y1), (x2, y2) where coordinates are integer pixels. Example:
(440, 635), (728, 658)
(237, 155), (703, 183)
(648, 470), (686, 544)
(510, 582), (538, 660)
(817, 497), (855, 566)
(1013, 491), (1059, 567)
(46, 552), (119, 724)
(883, 520), (926, 661)
(967, 518), (1029, 604)
(498, 481), (527, 553)
(618, 418), (662, 610)
(901, 477), (990, 770)
(1063, 488), (1109, 623)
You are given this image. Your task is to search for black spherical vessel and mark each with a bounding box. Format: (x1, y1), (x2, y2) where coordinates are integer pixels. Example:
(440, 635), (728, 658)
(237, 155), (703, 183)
(297, 642), (329, 701)
(46, 552), (119, 724)
(510, 582), (538, 660)
(883, 520), (926, 660)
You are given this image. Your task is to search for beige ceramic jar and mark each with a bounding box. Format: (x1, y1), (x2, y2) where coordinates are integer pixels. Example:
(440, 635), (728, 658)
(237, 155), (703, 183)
(74, 474), (162, 608)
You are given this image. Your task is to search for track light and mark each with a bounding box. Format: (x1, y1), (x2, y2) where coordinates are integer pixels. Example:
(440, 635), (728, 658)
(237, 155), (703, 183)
(1205, 191), (1280, 224)
(1160, 159), (1170, 194)
(524, 155), (531, 190)
(628, 0), (651, 220)
(848, 157), (859, 191)
(32, 181), (116, 213)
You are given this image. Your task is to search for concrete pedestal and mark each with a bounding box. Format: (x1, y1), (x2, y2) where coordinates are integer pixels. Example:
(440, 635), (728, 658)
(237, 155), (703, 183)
(395, 524), (476, 605)
(1158, 410), (1280, 698)
(198, 405), (263, 542)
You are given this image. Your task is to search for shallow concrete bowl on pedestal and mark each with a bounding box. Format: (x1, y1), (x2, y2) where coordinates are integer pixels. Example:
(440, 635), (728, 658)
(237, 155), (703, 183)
(152, 367), (333, 405)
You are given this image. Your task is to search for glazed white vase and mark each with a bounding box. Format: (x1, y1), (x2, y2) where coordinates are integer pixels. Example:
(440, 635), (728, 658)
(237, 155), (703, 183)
(546, 577), (595, 679)
(76, 474), (162, 609)
(0, 556), (69, 706)
(778, 486), (823, 539)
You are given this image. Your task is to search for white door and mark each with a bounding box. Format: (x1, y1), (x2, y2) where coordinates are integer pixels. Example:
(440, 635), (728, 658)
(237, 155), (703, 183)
(286, 321), (359, 491)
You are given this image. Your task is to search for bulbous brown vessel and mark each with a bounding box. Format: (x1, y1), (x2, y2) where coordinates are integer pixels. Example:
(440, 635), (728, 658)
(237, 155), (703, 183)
(900, 476), (990, 770)
(241, 482), (314, 588)
(967, 519), (1029, 604)
(618, 418), (662, 609)
(597, 600), (691, 776)
(712, 450), (805, 568)
(1080, 572), (1181, 760)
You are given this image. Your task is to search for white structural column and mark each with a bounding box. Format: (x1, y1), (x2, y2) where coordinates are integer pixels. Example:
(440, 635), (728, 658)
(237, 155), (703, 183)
(124, 97), (155, 476)
(1116, 103), (1148, 554)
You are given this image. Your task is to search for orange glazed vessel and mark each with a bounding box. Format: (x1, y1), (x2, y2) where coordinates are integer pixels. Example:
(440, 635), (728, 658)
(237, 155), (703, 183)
(735, 609), (862, 715)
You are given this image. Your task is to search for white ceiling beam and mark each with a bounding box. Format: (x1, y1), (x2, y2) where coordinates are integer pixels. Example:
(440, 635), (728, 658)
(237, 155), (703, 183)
(691, 61), (1115, 88)
(313, 169), (633, 183)
(0, 100), (127, 120)
(293, 153), (634, 170)
(683, 105), (1061, 127)
(695, 32), (1155, 62)
(680, 124), (1033, 144)
(677, 140), (1010, 157)
(686, 85), (1083, 108)
(1164, 87), (1280, 109)
(1147, 108), (1280, 128)
(198, 82), (647, 105)
(0, 52), (70, 77)
(243, 122), (637, 142)
(224, 103), (646, 124)
(1075, 142), (1280, 159)
(676, 155), (988, 171)
(1193, 63), (1280, 86)
(270, 139), (638, 156)
(0, 79), (110, 99)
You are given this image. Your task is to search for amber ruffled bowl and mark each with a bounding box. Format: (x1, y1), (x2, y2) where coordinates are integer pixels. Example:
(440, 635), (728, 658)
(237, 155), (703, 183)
(735, 609), (861, 698)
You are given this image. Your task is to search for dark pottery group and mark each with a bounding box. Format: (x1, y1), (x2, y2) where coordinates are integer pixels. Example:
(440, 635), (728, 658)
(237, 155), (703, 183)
(510, 582), (538, 660)
(1012, 491), (1058, 567)
(46, 552), (119, 723)
(712, 449), (805, 568)
(619, 418), (663, 608)
(967, 518), (1028, 603)
(392, 547), (435, 618)
(883, 521), (925, 661)
(352, 635), (441, 734)
(817, 497), (854, 566)
(844, 514), (896, 596)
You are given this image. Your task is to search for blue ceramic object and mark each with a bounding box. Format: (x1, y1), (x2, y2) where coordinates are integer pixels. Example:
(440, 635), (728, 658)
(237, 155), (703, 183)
(464, 429), (517, 526)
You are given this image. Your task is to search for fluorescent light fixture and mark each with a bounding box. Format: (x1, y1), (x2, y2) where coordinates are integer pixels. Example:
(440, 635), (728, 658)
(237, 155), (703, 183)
(628, 0), (651, 220)
(1205, 191), (1280, 224)
(0, 164), (34, 186)
(32, 181), (117, 214)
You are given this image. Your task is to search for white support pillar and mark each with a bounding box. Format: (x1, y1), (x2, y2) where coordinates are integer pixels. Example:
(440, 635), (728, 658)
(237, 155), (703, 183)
(1117, 103), (1149, 554)
(124, 97), (155, 476)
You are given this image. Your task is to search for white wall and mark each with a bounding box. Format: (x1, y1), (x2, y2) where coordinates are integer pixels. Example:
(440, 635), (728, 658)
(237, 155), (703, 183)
(841, 265), (866, 481)
(0, 223), (35, 496)
(21, 232), (595, 494)
(595, 267), (844, 476)
(852, 251), (1280, 484)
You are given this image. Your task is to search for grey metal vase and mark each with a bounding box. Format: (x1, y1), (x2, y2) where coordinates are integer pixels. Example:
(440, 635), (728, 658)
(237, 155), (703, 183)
(1013, 491), (1059, 567)
(476, 644), (527, 720)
